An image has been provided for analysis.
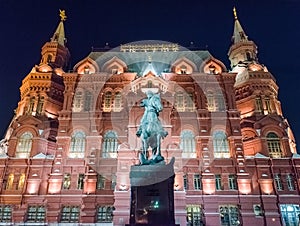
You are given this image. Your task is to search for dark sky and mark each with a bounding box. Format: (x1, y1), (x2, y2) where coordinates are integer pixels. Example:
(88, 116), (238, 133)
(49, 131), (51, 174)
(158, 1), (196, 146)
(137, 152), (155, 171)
(0, 0), (299, 147)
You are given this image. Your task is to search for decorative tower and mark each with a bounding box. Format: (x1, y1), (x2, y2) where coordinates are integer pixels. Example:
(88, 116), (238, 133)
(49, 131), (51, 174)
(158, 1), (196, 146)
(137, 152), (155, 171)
(40, 9), (70, 68)
(14, 9), (69, 121)
(5, 11), (70, 159)
(229, 7), (297, 157)
(0, 10), (70, 221)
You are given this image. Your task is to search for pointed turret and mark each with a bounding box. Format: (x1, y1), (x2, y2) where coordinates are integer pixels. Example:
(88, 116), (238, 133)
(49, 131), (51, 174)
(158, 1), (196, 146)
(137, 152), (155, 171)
(40, 9), (70, 69)
(232, 7), (248, 43)
(228, 7), (259, 70)
(51, 9), (67, 47)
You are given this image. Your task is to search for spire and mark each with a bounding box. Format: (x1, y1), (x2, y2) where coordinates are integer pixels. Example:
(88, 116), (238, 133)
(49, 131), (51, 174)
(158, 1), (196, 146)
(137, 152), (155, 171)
(40, 9), (70, 69)
(51, 9), (67, 46)
(232, 7), (248, 44)
(228, 6), (259, 71)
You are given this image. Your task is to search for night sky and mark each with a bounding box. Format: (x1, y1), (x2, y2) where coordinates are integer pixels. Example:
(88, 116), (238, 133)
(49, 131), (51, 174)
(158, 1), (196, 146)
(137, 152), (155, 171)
(0, 0), (299, 147)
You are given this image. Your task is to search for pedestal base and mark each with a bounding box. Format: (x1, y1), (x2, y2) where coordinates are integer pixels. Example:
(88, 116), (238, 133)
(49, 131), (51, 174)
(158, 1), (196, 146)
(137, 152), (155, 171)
(127, 158), (179, 226)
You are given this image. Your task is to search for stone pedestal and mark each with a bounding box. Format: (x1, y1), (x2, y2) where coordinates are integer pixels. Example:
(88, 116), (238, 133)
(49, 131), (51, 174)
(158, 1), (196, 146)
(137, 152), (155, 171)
(126, 157), (179, 226)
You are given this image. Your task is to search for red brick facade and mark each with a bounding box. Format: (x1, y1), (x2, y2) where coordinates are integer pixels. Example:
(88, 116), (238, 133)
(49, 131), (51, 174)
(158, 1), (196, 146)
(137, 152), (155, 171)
(0, 10), (299, 226)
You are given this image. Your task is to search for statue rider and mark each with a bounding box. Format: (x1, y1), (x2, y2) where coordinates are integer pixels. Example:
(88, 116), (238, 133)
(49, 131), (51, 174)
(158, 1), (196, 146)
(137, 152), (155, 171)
(136, 91), (158, 138)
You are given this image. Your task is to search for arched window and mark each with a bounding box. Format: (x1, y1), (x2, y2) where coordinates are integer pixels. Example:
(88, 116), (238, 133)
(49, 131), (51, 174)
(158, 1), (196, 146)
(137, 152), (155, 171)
(69, 131), (86, 158)
(213, 131), (230, 158)
(186, 92), (194, 112)
(102, 131), (118, 158)
(246, 51), (252, 61)
(206, 91), (226, 111)
(267, 132), (282, 158)
(103, 92), (112, 112)
(175, 91), (195, 112)
(16, 132), (33, 158)
(113, 92), (122, 112)
(180, 130), (196, 158)
(47, 55), (52, 63)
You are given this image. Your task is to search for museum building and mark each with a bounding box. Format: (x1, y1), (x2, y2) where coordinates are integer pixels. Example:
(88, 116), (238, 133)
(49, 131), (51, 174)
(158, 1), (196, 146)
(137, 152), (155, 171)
(0, 8), (299, 226)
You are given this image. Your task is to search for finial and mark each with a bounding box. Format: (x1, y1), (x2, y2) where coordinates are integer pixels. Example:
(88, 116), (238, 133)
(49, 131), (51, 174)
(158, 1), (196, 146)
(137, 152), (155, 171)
(233, 7), (238, 20)
(59, 9), (67, 21)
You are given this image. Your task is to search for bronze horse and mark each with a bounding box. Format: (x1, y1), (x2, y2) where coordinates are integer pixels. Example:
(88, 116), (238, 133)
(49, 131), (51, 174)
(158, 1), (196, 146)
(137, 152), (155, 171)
(136, 92), (168, 165)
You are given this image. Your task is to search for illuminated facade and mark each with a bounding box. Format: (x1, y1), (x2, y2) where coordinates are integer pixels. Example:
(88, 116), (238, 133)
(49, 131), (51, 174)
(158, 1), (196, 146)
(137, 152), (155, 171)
(0, 8), (300, 226)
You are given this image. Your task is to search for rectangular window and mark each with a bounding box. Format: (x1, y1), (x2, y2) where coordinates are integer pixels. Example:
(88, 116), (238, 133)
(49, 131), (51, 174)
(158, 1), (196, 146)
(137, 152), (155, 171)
(267, 133), (282, 158)
(77, 174), (84, 189)
(183, 174), (188, 190)
(113, 93), (122, 112)
(253, 204), (263, 217)
(255, 97), (263, 113)
(274, 174), (283, 191)
(207, 94), (215, 111)
(17, 173), (26, 190)
(265, 97), (271, 113)
(286, 174), (295, 191)
(280, 204), (300, 226)
(186, 205), (204, 226)
(60, 206), (80, 223)
(26, 206), (46, 222)
(28, 97), (35, 114)
(62, 173), (71, 190)
(219, 205), (241, 226)
(97, 174), (105, 190)
(111, 175), (116, 190)
(84, 91), (92, 111)
(228, 175), (238, 190)
(104, 92), (112, 111)
(6, 173), (14, 190)
(0, 205), (12, 223)
(176, 93), (184, 112)
(216, 94), (225, 111)
(215, 174), (223, 191)
(97, 206), (114, 222)
(36, 96), (44, 115)
(73, 92), (83, 111)
(194, 174), (202, 190)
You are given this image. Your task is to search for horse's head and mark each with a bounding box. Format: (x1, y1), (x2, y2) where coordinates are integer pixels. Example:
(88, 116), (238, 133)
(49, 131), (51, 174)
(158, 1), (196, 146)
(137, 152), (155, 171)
(151, 94), (163, 112)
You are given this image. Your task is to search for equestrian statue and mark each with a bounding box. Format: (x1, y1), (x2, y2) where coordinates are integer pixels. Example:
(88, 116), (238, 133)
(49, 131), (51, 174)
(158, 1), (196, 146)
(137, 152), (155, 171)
(136, 91), (168, 165)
